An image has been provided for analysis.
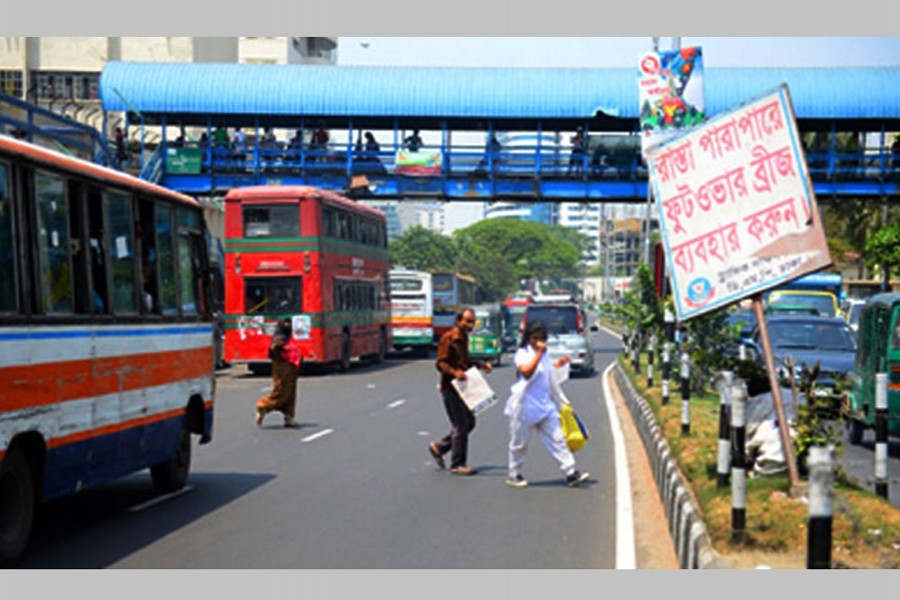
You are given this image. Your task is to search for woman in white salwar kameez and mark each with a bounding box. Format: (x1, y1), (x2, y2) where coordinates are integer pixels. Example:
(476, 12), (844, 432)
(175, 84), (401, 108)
(504, 320), (590, 488)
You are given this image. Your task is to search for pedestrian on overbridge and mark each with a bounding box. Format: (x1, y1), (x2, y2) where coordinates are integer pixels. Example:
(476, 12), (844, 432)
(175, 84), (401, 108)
(428, 307), (493, 476)
(256, 318), (301, 428)
(504, 320), (589, 488)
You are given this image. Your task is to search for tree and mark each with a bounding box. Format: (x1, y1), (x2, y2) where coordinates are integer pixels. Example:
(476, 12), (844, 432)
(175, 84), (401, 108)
(389, 226), (458, 272)
(454, 218), (583, 284)
(865, 223), (900, 286)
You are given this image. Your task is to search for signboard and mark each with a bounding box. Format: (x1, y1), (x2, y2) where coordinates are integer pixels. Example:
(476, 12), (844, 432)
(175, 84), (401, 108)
(395, 150), (442, 176)
(167, 147), (202, 174)
(646, 85), (831, 321)
(639, 46), (705, 155)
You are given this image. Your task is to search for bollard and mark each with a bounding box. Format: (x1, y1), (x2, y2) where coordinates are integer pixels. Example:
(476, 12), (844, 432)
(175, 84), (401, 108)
(730, 380), (746, 543)
(717, 371), (734, 489)
(738, 343), (747, 361)
(661, 342), (671, 405)
(875, 373), (889, 500)
(631, 334), (640, 373)
(647, 333), (656, 388)
(680, 350), (690, 435)
(807, 445), (834, 569)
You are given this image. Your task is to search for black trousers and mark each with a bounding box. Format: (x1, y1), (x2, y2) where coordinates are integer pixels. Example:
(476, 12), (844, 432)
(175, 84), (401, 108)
(433, 387), (476, 469)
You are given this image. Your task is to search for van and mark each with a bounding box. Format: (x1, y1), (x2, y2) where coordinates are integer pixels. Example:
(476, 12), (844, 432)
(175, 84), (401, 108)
(846, 293), (900, 444)
(521, 303), (597, 376)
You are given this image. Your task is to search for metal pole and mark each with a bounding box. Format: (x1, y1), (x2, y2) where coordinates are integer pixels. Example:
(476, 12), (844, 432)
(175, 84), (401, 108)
(731, 379), (747, 543)
(647, 332), (656, 388)
(875, 372), (889, 499)
(807, 445), (834, 569)
(751, 294), (800, 492)
(680, 349), (690, 434)
(661, 341), (671, 405)
(717, 371), (734, 489)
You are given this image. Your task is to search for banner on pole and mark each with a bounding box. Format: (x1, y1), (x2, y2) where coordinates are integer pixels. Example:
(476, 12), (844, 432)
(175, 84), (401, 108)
(638, 46), (705, 156)
(646, 84), (831, 321)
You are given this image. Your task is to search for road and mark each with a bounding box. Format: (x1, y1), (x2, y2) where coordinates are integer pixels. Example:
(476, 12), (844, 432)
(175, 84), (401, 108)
(839, 425), (900, 509)
(20, 331), (626, 568)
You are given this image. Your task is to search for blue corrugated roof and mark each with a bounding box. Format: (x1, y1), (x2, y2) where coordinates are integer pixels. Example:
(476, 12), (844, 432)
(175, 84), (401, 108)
(99, 62), (900, 121)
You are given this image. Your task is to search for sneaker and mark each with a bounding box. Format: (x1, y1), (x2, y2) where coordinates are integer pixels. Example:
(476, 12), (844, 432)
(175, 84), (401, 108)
(506, 474), (528, 488)
(428, 443), (445, 470)
(565, 470), (590, 487)
(450, 466), (477, 476)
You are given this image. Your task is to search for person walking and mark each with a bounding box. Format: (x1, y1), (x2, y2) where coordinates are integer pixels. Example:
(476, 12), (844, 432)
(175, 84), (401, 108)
(504, 320), (589, 488)
(256, 318), (301, 428)
(428, 307), (493, 475)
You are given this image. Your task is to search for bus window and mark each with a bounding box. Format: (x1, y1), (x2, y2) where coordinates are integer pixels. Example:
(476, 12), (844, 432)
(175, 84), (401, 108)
(86, 187), (109, 314)
(178, 233), (200, 315)
(0, 162), (16, 313)
(245, 277), (302, 314)
(137, 199), (158, 314)
(243, 205), (299, 238)
(67, 181), (90, 314)
(107, 191), (137, 314)
(157, 204), (178, 314)
(35, 172), (73, 314)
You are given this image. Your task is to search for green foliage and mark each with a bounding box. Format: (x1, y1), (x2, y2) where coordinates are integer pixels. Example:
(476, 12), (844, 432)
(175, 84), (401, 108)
(864, 223), (900, 280)
(792, 362), (845, 474)
(453, 218), (583, 285)
(389, 226), (459, 272)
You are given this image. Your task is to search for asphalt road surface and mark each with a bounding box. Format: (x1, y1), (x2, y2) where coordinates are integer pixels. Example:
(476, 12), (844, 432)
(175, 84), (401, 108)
(20, 331), (626, 568)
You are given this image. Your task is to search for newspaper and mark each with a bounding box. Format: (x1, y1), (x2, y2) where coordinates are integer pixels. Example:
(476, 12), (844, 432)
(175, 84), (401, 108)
(551, 361), (570, 386)
(451, 367), (497, 415)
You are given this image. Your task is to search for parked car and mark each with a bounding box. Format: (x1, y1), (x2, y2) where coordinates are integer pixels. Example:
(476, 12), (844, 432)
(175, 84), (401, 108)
(765, 290), (840, 318)
(842, 298), (865, 333)
(521, 303), (597, 376)
(745, 315), (857, 389)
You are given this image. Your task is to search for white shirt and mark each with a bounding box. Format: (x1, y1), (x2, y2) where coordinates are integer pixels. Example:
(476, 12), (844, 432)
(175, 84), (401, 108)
(513, 346), (557, 426)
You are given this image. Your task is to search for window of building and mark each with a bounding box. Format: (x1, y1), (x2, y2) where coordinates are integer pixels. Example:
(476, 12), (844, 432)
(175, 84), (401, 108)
(30, 71), (100, 100)
(0, 70), (23, 98)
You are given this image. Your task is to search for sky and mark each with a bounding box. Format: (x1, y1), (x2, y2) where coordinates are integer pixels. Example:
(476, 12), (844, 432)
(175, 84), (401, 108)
(337, 37), (900, 69)
(337, 37), (900, 232)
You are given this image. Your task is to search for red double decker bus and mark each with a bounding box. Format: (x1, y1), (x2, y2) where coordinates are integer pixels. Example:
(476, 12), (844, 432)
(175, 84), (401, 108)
(223, 186), (391, 373)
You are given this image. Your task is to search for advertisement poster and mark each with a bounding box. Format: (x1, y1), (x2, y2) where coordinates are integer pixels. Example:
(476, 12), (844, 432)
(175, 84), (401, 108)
(646, 85), (831, 321)
(394, 150), (442, 176)
(639, 46), (705, 155)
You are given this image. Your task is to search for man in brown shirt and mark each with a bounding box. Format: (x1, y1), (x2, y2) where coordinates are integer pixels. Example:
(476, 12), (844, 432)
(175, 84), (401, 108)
(428, 307), (493, 475)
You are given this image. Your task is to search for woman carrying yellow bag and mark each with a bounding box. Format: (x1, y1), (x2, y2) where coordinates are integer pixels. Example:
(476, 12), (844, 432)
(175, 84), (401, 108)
(504, 320), (590, 489)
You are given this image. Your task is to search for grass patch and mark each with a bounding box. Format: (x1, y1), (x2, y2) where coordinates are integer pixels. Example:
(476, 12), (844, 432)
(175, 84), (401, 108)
(619, 351), (900, 568)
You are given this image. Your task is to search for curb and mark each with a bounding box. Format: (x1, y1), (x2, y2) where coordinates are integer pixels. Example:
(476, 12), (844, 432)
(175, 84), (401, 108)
(613, 362), (731, 569)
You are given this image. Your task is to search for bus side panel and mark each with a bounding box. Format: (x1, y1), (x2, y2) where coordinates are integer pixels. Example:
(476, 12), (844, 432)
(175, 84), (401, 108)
(0, 325), (213, 502)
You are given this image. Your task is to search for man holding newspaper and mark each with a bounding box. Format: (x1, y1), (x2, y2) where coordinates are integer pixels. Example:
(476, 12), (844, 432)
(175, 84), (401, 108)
(429, 307), (494, 476)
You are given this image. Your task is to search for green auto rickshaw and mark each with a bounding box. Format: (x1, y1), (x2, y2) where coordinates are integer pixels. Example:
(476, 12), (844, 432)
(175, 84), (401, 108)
(846, 293), (900, 444)
(468, 304), (504, 366)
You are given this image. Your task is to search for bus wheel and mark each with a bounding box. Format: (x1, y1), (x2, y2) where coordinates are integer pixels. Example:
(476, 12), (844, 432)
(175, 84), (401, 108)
(0, 449), (35, 566)
(150, 426), (192, 493)
(338, 332), (351, 372)
(846, 418), (864, 446)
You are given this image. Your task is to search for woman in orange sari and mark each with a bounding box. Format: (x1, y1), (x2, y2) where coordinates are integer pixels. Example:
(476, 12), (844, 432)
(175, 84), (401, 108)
(256, 318), (301, 428)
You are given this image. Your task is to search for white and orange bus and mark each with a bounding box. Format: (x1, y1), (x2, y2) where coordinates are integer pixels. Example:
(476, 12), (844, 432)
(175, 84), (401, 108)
(0, 134), (215, 565)
(223, 186), (391, 373)
(389, 268), (433, 357)
(431, 272), (478, 341)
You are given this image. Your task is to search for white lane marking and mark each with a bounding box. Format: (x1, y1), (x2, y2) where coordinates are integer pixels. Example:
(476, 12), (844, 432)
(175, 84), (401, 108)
(301, 428), (334, 443)
(602, 361), (636, 569)
(127, 485), (194, 513)
(387, 399), (406, 409)
(417, 431), (430, 436)
(598, 324), (623, 339)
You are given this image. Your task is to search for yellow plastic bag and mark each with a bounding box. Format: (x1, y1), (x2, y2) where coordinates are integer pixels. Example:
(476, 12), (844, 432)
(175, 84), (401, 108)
(559, 403), (589, 452)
